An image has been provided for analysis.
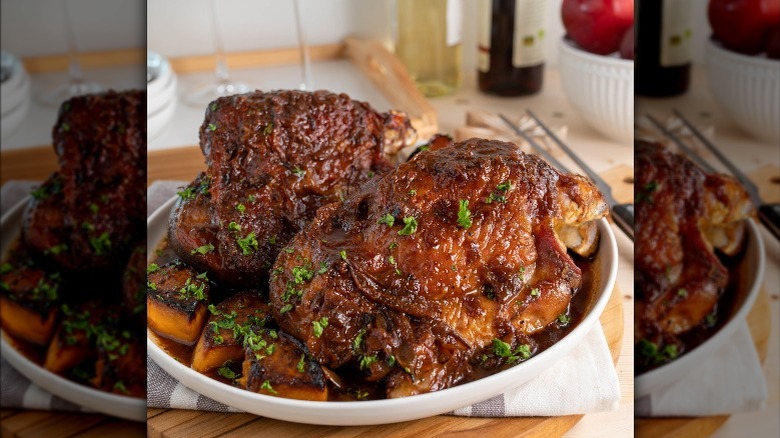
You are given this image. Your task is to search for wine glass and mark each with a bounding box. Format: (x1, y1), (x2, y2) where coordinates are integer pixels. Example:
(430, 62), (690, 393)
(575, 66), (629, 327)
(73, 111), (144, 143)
(37, 0), (105, 106)
(184, 0), (250, 107)
(293, 0), (312, 91)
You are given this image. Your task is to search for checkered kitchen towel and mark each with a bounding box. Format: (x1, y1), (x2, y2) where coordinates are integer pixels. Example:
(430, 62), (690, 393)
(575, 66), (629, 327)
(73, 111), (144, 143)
(146, 181), (621, 416)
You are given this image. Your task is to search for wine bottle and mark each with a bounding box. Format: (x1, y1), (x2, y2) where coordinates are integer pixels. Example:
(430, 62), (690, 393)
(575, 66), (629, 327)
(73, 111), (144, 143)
(635, 0), (693, 97)
(478, 0), (546, 96)
(396, 0), (463, 97)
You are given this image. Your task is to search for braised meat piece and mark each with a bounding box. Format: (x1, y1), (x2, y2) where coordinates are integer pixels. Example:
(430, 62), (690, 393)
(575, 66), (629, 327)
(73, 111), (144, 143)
(269, 138), (607, 397)
(22, 90), (146, 271)
(168, 90), (416, 286)
(635, 140), (754, 372)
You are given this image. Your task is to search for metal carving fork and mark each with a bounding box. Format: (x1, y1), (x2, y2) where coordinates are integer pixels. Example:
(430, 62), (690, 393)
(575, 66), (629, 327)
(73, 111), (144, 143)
(500, 111), (635, 241)
(646, 111), (780, 241)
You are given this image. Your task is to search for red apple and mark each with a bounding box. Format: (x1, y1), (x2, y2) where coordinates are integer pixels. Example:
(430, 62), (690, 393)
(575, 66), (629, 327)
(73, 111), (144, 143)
(708, 0), (780, 55)
(562, 0), (635, 55)
(619, 27), (634, 60)
(766, 27), (780, 59)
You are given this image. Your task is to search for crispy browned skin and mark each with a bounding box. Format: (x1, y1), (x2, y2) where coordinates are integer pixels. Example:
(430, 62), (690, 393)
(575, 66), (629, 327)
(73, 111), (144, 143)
(239, 328), (328, 401)
(22, 91), (146, 272)
(635, 141), (754, 370)
(168, 90), (416, 286)
(147, 261), (210, 345)
(269, 138), (607, 397)
(191, 290), (273, 372)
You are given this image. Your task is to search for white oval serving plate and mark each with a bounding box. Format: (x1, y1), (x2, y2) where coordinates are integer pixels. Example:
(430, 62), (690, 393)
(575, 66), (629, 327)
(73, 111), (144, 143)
(0, 197), (146, 422)
(635, 219), (766, 397)
(147, 195), (619, 426)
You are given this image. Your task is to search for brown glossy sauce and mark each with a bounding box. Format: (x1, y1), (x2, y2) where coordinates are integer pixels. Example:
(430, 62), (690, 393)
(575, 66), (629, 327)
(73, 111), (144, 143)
(149, 238), (599, 401)
(637, 246), (747, 375)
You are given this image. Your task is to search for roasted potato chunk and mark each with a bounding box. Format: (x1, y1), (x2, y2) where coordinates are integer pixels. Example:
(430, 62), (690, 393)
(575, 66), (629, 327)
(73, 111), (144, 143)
(238, 329), (327, 401)
(147, 260), (210, 345)
(44, 302), (105, 374)
(191, 290), (273, 373)
(0, 263), (61, 346)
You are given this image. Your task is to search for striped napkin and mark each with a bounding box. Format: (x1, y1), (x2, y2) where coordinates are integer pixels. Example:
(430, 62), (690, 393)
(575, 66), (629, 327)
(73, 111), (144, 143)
(145, 181), (621, 416)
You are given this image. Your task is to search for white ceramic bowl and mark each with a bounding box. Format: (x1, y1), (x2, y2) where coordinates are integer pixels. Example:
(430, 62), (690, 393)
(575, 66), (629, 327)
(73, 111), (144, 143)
(147, 195), (619, 425)
(705, 39), (780, 143)
(0, 198), (146, 422)
(558, 38), (634, 143)
(635, 219), (765, 397)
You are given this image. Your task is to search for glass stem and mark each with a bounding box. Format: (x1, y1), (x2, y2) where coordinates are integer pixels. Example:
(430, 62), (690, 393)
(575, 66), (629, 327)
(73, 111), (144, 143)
(63, 0), (84, 84)
(209, 0), (230, 84)
(293, 0), (312, 90)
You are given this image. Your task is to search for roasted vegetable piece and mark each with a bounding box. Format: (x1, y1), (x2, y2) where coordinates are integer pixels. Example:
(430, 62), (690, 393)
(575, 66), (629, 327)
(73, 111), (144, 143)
(44, 302), (104, 374)
(191, 290), (273, 373)
(238, 329), (327, 401)
(0, 262), (61, 346)
(92, 326), (146, 397)
(147, 260), (210, 345)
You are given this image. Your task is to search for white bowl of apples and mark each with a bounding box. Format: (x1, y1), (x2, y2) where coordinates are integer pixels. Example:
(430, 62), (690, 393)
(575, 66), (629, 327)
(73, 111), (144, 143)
(558, 0), (634, 144)
(705, 0), (780, 143)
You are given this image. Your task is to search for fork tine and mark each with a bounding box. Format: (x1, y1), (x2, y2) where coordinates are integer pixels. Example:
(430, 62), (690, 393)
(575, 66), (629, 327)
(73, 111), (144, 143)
(524, 110), (616, 203)
(672, 109), (762, 205)
(498, 114), (571, 173)
(644, 114), (717, 173)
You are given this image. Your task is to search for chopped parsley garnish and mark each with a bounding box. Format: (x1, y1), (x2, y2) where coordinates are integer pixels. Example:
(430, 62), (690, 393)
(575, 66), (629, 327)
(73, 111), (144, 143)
(291, 265), (315, 284)
(292, 166), (305, 176)
(378, 214), (395, 227)
(491, 339), (532, 364)
(263, 123), (273, 135)
(236, 203), (246, 214)
(388, 255), (396, 265)
(268, 235), (277, 245)
(228, 221), (241, 232)
(636, 181), (658, 204)
(677, 288), (687, 297)
(45, 243), (68, 255)
(237, 233), (259, 255)
(279, 304), (293, 314)
(389, 242), (398, 250)
(408, 189), (417, 196)
(496, 182), (512, 192)
(1, 263), (12, 275)
(60, 122), (70, 132)
(297, 354), (306, 373)
(248, 194), (257, 203)
(352, 328), (366, 352)
(179, 278), (206, 300)
(260, 380), (278, 394)
(530, 288), (540, 297)
(397, 216), (418, 236)
(317, 262), (328, 274)
(457, 200), (472, 229)
(113, 380), (129, 394)
(147, 281), (157, 291)
(387, 355), (396, 367)
(89, 232), (112, 255)
(30, 186), (48, 200)
(217, 365), (237, 380)
(147, 263), (160, 274)
(359, 355), (377, 370)
(177, 187), (196, 200)
(208, 123), (217, 131)
(340, 250), (348, 260)
(312, 317), (329, 338)
(190, 243), (215, 255)
(558, 313), (571, 324)
(638, 339), (678, 365)
(88, 203), (99, 214)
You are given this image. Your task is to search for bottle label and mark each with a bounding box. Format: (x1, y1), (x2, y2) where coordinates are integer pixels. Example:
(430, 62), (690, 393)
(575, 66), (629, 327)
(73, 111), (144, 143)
(660, 0), (693, 66)
(477, 0), (491, 72)
(446, 0), (464, 47)
(513, 0), (546, 68)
